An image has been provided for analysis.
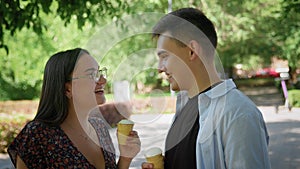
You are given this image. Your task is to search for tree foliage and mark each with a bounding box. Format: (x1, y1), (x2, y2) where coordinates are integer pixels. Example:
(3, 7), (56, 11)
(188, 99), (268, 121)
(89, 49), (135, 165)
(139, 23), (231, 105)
(278, 0), (300, 69)
(0, 0), (129, 53)
(0, 0), (299, 100)
(0, 11), (96, 100)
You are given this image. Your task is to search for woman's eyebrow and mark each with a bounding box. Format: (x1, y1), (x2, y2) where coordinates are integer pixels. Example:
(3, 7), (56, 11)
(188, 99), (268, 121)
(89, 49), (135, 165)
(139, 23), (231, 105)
(84, 67), (97, 72)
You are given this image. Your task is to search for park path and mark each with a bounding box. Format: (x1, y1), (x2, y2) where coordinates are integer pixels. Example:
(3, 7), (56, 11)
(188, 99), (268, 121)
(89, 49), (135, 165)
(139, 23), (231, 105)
(239, 85), (285, 107)
(1, 86), (300, 169)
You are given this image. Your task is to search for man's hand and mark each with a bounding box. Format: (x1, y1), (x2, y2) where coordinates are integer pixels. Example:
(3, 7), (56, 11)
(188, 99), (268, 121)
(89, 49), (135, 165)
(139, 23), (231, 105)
(142, 162), (154, 169)
(99, 102), (133, 127)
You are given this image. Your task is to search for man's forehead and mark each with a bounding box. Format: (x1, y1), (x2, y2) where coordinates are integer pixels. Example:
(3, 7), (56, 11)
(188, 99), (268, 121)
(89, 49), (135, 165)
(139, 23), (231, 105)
(157, 35), (174, 47)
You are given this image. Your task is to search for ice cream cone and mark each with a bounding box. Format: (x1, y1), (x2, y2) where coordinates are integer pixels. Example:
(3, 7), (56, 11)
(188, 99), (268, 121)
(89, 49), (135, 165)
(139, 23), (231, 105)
(117, 119), (134, 145)
(145, 147), (164, 169)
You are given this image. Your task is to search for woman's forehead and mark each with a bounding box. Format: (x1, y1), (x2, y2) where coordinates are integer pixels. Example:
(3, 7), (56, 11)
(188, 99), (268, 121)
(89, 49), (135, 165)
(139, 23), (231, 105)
(75, 53), (98, 70)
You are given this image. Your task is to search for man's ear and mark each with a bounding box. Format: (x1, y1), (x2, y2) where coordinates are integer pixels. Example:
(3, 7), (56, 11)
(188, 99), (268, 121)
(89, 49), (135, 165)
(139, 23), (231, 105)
(65, 82), (72, 99)
(188, 40), (202, 61)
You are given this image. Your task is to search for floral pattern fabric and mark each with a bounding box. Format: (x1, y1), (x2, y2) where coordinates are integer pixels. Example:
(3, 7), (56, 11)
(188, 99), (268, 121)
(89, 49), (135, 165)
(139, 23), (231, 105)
(8, 117), (117, 169)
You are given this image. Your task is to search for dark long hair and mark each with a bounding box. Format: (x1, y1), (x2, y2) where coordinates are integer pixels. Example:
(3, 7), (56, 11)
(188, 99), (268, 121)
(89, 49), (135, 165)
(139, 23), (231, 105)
(34, 48), (89, 126)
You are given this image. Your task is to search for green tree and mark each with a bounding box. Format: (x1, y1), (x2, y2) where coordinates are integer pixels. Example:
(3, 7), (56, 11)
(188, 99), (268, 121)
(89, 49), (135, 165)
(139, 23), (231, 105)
(0, 11), (96, 100)
(0, 1), (127, 100)
(0, 0), (129, 53)
(277, 0), (300, 83)
(1, 0), (299, 100)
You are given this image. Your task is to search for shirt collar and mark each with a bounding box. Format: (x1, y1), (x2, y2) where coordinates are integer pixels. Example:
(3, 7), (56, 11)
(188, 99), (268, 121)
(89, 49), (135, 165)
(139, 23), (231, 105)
(201, 79), (236, 99)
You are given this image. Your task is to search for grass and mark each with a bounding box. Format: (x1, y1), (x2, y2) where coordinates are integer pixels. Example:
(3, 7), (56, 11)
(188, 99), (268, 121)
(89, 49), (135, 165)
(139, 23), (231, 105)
(288, 90), (300, 107)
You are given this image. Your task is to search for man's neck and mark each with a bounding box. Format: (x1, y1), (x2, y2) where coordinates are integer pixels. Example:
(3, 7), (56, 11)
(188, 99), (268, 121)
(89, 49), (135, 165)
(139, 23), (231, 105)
(187, 77), (222, 98)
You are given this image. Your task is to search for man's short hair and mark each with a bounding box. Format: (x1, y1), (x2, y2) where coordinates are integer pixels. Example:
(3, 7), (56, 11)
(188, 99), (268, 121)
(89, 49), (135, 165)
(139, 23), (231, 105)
(152, 8), (217, 58)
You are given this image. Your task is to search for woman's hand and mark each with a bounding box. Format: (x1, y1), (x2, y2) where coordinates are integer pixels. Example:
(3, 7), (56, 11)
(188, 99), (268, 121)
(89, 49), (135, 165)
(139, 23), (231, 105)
(117, 130), (141, 169)
(118, 130), (141, 159)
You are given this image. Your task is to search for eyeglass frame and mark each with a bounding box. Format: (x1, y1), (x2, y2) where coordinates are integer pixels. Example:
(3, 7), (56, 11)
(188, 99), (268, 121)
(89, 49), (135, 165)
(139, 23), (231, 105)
(68, 67), (107, 82)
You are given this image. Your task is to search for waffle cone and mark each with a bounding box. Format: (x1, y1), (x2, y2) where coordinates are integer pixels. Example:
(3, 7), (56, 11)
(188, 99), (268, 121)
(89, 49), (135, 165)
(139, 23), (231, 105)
(146, 154), (164, 169)
(117, 123), (134, 145)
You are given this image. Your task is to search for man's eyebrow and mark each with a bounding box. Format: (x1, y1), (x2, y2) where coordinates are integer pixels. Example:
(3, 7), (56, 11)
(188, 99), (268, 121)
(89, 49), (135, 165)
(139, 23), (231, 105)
(157, 50), (167, 56)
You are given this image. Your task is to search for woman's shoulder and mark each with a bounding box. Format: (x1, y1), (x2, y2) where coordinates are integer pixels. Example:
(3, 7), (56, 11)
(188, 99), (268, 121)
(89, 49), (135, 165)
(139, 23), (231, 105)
(24, 120), (44, 128)
(8, 121), (58, 161)
(19, 120), (61, 141)
(23, 120), (55, 131)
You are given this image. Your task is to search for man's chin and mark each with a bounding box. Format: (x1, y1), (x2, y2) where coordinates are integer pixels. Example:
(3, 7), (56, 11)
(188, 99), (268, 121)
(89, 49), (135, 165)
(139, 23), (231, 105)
(170, 85), (180, 92)
(96, 97), (106, 105)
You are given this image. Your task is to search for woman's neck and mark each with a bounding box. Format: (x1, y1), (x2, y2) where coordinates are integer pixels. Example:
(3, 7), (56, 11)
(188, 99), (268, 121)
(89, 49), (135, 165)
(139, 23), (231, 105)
(63, 102), (90, 130)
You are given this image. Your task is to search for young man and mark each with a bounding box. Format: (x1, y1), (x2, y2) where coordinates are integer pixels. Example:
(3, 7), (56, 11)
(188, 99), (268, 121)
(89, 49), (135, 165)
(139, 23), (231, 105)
(143, 8), (271, 169)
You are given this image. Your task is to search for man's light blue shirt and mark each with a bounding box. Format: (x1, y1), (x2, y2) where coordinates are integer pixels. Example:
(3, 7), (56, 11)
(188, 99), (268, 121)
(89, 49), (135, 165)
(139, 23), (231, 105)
(175, 79), (271, 169)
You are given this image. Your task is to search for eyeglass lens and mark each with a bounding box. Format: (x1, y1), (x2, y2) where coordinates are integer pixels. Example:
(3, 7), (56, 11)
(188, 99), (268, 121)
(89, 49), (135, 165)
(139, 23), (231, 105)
(95, 68), (107, 81)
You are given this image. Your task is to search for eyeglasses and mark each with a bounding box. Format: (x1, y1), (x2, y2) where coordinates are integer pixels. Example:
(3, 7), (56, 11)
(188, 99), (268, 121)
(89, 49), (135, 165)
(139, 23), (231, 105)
(69, 67), (107, 82)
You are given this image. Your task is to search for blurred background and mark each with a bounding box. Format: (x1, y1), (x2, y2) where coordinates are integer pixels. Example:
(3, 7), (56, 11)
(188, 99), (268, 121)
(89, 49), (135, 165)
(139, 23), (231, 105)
(0, 0), (299, 164)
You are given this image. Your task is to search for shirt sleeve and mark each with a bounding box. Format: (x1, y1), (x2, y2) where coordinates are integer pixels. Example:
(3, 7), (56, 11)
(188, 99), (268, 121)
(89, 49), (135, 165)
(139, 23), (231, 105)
(7, 121), (46, 168)
(223, 113), (271, 169)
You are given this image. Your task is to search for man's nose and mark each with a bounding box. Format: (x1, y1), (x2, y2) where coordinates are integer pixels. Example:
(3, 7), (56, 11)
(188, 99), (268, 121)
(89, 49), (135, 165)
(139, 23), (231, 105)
(97, 75), (107, 84)
(158, 68), (164, 73)
(157, 62), (166, 73)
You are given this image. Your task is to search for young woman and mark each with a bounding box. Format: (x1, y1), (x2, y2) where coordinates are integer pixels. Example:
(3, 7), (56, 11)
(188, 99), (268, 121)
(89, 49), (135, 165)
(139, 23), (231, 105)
(8, 48), (140, 169)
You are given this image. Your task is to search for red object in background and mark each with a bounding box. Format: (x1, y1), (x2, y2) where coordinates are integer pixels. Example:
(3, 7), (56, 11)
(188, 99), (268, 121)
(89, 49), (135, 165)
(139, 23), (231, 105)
(255, 68), (280, 78)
